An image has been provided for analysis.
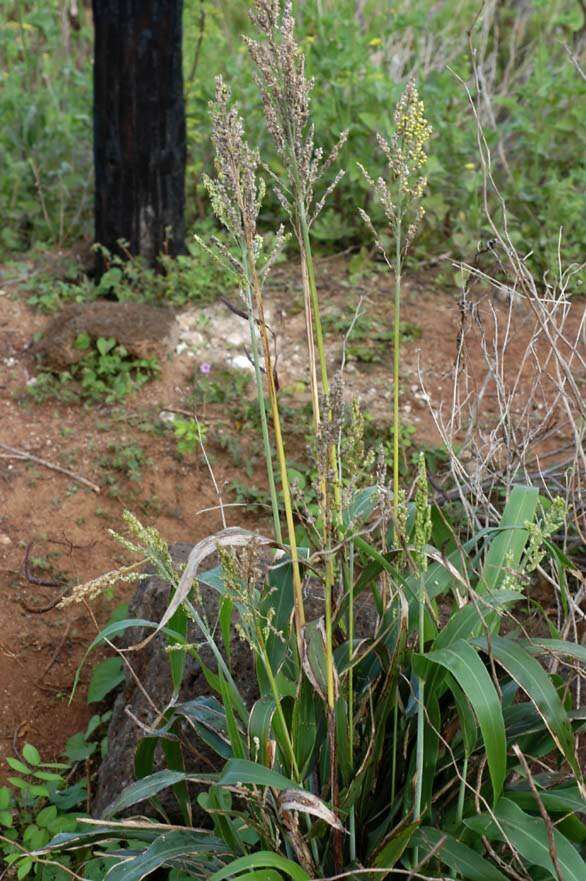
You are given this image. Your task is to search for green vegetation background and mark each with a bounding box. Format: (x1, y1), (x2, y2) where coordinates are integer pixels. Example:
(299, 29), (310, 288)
(1, 0), (584, 283)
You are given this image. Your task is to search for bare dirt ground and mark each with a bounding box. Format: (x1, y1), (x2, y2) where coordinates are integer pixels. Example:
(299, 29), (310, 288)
(0, 251), (583, 774)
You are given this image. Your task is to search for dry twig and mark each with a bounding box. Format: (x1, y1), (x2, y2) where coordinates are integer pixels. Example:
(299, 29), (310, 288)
(0, 442), (101, 494)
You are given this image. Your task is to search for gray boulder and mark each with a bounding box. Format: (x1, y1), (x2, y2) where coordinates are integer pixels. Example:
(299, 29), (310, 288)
(92, 543), (257, 818)
(92, 541), (378, 818)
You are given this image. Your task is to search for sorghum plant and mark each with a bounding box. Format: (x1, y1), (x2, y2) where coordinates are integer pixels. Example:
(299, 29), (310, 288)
(196, 76), (306, 638)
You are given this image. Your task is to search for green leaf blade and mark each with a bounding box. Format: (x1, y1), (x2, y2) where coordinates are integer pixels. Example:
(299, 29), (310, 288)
(465, 798), (585, 881)
(413, 827), (509, 881)
(474, 635), (581, 782)
(424, 640), (506, 801)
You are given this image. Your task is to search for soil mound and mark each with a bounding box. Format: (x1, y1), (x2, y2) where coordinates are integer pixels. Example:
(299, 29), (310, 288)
(34, 301), (175, 370)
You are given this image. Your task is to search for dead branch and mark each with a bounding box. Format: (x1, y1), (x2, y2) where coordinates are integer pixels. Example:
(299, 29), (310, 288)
(42, 622), (72, 678)
(0, 442), (101, 494)
(22, 541), (64, 587)
(20, 586), (72, 614)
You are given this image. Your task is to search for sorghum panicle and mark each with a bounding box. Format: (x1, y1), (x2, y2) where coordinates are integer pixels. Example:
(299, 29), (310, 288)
(203, 76), (263, 241)
(359, 80), (432, 250)
(413, 452), (432, 573)
(246, 0), (348, 232)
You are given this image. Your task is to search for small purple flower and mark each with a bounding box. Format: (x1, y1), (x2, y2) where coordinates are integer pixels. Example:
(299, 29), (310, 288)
(200, 362), (212, 375)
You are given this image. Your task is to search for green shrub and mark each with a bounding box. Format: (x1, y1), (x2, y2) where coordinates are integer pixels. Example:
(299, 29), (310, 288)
(2, 1), (584, 287)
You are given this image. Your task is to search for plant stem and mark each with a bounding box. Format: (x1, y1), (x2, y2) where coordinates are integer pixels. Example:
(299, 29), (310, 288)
(298, 204), (342, 696)
(246, 251), (305, 642)
(324, 538), (337, 862)
(242, 262), (282, 545)
(413, 574), (426, 830)
(347, 545), (357, 863)
(258, 636), (300, 781)
(392, 219), (402, 521)
(261, 625), (320, 865)
(296, 198), (342, 863)
(347, 547), (355, 752)
(300, 253), (321, 433)
(390, 219), (404, 813)
(300, 206), (329, 397)
(296, 199), (339, 715)
(457, 755), (469, 824)
(390, 689), (398, 804)
(298, 188), (342, 529)
(324, 556), (336, 710)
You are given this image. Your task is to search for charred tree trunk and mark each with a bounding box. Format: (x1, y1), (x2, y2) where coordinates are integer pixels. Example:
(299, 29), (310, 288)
(92, 0), (186, 271)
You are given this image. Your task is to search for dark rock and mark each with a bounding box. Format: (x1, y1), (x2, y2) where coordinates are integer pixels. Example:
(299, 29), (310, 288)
(33, 301), (175, 370)
(92, 543), (378, 819)
(92, 543), (257, 819)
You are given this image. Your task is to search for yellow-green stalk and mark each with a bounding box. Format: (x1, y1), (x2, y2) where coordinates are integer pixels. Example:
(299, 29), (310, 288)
(202, 76), (306, 641)
(242, 263), (283, 546)
(413, 453), (432, 844)
(392, 218), (402, 521)
(245, 248), (306, 640)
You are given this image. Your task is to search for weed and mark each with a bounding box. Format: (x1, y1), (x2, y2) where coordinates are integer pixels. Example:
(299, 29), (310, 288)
(100, 442), (148, 483)
(173, 417), (208, 457)
(64, 712), (112, 764)
(216, 431), (256, 476)
(23, 233), (234, 313)
(76, 336), (158, 401)
(25, 371), (78, 405)
(0, 744), (83, 880)
(30, 335), (160, 404)
(26, 274), (97, 314)
(188, 367), (252, 408)
(229, 479), (272, 512)
(323, 306), (422, 352)
(345, 325), (421, 365)
(0, 711), (116, 881)
(90, 238), (234, 307)
(139, 495), (163, 518)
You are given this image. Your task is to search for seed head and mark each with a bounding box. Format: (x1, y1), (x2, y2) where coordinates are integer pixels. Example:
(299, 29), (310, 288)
(246, 1), (347, 233)
(59, 563), (145, 608)
(413, 452), (432, 573)
(525, 497), (566, 573)
(359, 80), (431, 251)
(204, 76), (264, 241)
